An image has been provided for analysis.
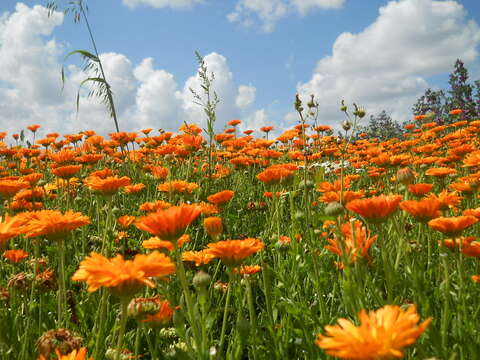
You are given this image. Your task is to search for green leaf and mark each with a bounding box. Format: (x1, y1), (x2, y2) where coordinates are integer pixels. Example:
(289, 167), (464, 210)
(65, 49), (99, 63)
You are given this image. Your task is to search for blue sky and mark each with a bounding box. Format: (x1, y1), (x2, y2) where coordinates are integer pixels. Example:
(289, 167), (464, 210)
(1, 0), (480, 136)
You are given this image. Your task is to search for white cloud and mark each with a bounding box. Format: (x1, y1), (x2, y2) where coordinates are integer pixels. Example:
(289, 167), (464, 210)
(0, 4), (262, 137)
(296, 0), (480, 129)
(227, 0), (344, 32)
(236, 84), (256, 109)
(240, 108), (269, 131)
(122, 0), (201, 9)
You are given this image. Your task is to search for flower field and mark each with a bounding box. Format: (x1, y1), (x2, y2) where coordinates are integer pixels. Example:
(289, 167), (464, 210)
(1, 111), (480, 359)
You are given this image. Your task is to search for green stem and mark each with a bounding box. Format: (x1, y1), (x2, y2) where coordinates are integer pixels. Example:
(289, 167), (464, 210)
(245, 278), (259, 360)
(115, 298), (129, 360)
(57, 238), (67, 327)
(219, 271), (233, 354)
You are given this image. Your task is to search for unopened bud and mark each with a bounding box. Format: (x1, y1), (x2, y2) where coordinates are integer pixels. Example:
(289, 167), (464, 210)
(396, 167), (415, 185)
(193, 271), (211, 289)
(325, 201), (344, 216)
(342, 121), (351, 131)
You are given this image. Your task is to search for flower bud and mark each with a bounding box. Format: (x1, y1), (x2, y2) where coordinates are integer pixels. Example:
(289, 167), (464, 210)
(342, 121), (351, 131)
(396, 167), (415, 185)
(193, 271), (211, 289)
(325, 201), (344, 216)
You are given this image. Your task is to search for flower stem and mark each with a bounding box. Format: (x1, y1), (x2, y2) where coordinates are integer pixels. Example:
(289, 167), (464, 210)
(57, 238), (67, 327)
(115, 298), (129, 360)
(219, 271), (233, 354)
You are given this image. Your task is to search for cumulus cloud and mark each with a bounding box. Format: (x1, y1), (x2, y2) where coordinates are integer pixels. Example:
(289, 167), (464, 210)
(227, 0), (344, 32)
(236, 84), (256, 109)
(0, 3), (263, 137)
(122, 0), (202, 9)
(296, 0), (480, 128)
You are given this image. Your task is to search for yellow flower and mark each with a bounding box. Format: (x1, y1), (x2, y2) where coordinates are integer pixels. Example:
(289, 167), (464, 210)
(316, 305), (431, 359)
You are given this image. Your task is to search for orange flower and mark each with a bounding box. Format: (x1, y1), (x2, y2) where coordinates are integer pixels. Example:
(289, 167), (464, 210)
(428, 216), (478, 236)
(84, 175), (131, 195)
(206, 238), (264, 266)
(256, 167), (294, 186)
(449, 108), (463, 115)
(117, 215), (135, 228)
(135, 204), (202, 243)
(124, 183), (146, 194)
(0, 215), (23, 248)
(462, 150), (480, 168)
(3, 249), (28, 263)
(325, 220), (377, 266)
(0, 179), (30, 199)
(228, 119), (241, 126)
(139, 200), (172, 212)
(463, 208), (480, 219)
(425, 167), (457, 177)
(400, 199), (442, 222)
(408, 183), (433, 197)
(51, 165), (82, 179)
(346, 194), (402, 223)
(182, 250), (216, 266)
(142, 299), (174, 328)
(157, 180), (198, 194)
(72, 251), (175, 297)
(39, 348), (93, 360)
(320, 190), (364, 205)
(27, 124), (40, 132)
(203, 217), (223, 240)
(316, 305), (431, 360)
(21, 210), (90, 241)
(142, 234), (190, 251)
(233, 265), (262, 276)
(207, 190), (234, 205)
(260, 126), (273, 133)
(425, 190), (462, 211)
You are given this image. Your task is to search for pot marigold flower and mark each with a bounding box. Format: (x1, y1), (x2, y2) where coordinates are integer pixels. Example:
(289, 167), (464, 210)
(142, 234), (190, 251)
(346, 194), (402, 223)
(20, 210), (90, 241)
(142, 299), (174, 328)
(117, 215), (136, 228)
(464, 208), (480, 219)
(425, 190), (462, 211)
(320, 190), (364, 205)
(315, 305), (431, 360)
(27, 124), (40, 132)
(449, 108), (463, 115)
(0, 215), (23, 249)
(207, 190), (234, 205)
(39, 348), (93, 360)
(0, 179), (30, 199)
(400, 199), (442, 222)
(124, 183), (145, 194)
(182, 250), (216, 266)
(428, 216), (478, 237)
(233, 265), (262, 276)
(3, 249), (29, 263)
(206, 238), (265, 267)
(135, 204), (202, 243)
(425, 167), (457, 177)
(139, 200), (172, 212)
(462, 150), (480, 168)
(260, 126), (273, 133)
(203, 216), (223, 240)
(84, 175), (131, 195)
(256, 167), (294, 186)
(325, 220), (377, 266)
(51, 165), (82, 179)
(72, 251), (175, 297)
(228, 119), (241, 126)
(157, 180), (198, 194)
